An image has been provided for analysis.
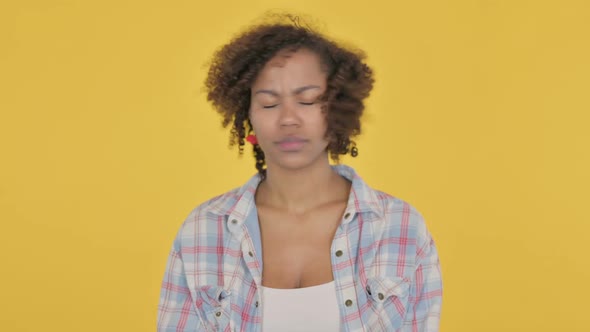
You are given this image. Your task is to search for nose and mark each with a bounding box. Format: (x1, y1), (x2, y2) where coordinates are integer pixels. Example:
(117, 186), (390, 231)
(278, 100), (300, 127)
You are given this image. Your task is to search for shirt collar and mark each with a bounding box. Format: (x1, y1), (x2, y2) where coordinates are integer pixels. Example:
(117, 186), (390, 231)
(335, 164), (384, 222)
(206, 164), (384, 226)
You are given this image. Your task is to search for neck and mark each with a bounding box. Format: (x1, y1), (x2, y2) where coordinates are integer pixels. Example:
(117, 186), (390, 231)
(256, 159), (347, 214)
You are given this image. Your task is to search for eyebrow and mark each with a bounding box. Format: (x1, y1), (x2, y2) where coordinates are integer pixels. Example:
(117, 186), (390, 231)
(254, 85), (321, 97)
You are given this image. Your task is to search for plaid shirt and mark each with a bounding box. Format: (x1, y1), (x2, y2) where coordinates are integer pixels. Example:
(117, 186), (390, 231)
(158, 165), (442, 331)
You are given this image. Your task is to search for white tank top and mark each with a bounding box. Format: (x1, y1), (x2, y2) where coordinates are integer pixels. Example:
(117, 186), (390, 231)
(260, 281), (341, 332)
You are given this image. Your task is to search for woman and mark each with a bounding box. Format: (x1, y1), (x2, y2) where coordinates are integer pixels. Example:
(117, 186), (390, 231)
(158, 14), (442, 332)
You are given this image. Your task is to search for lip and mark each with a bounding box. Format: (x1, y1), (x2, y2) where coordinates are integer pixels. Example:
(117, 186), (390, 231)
(275, 136), (308, 151)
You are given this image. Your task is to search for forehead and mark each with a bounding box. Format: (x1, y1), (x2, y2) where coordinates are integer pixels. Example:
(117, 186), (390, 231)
(252, 48), (327, 88)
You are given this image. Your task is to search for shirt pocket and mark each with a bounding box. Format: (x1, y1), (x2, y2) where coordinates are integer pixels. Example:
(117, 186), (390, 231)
(364, 276), (411, 330)
(193, 285), (233, 332)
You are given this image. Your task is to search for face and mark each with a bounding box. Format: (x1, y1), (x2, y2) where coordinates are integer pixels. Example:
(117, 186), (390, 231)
(249, 48), (330, 172)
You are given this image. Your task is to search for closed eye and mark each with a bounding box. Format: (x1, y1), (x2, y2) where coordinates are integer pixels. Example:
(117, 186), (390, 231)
(263, 102), (314, 109)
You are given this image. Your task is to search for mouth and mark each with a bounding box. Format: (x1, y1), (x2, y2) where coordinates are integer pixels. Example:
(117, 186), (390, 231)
(275, 137), (308, 151)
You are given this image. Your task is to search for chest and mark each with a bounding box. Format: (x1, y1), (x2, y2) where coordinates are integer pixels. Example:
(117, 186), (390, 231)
(186, 211), (417, 331)
(257, 203), (346, 288)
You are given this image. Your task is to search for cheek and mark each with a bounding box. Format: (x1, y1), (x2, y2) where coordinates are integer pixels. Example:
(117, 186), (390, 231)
(249, 114), (272, 140)
(248, 110), (262, 130)
(314, 112), (329, 136)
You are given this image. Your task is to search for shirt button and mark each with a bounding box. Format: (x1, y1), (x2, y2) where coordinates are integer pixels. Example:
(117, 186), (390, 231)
(344, 212), (351, 219)
(335, 250), (343, 257)
(248, 251), (254, 257)
(231, 219), (238, 225)
(378, 293), (385, 300)
(255, 301), (259, 307)
(345, 299), (353, 307)
(215, 311), (221, 317)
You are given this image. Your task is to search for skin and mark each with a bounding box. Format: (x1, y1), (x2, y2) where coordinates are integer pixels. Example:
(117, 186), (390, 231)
(249, 47), (352, 289)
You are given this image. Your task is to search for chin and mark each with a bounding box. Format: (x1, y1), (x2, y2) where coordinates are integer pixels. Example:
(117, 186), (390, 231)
(266, 153), (328, 172)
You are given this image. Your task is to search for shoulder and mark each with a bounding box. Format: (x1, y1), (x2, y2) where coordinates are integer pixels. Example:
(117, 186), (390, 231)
(170, 186), (242, 247)
(374, 189), (423, 221)
(183, 186), (240, 226)
(338, 164), (431, 241)
(173, 172), (260, 242)
(191, 187), (241, 220)
(370, 188), (433, 245)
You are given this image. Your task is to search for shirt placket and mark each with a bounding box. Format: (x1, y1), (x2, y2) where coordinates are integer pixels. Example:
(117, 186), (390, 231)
(226, 215), (263, 331)
(332, 209), (362, 332)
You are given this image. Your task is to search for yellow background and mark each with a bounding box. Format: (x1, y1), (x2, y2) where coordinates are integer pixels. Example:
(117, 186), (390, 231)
(1, 0), (589, 331)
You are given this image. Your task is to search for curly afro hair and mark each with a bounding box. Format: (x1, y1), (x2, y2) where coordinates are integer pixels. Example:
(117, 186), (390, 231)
(204, 13), (374, 178)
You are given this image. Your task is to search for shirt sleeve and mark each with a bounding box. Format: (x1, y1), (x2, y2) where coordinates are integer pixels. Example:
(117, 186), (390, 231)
(402, 218), (443, 331)
(157, 233), (203, 331)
